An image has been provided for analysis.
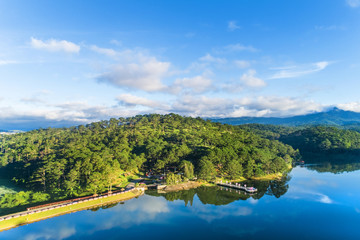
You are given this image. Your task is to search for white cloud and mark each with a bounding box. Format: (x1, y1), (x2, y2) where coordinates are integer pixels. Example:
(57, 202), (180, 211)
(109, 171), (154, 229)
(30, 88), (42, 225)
(234, 60), (251, 69)
(318, 194), (333, 204)
(110, 39), (122, 46)
(21, 97), (45, 104)
(347, 0), (360, 7)
(90, 45), (117, 57)
(97, 57), (170, 92)
(0, 95), (327, 130)
(223, 43), (258, 52)
(24, 225), (76, 240)
(0, 101), (147, 130)
(337, 102), (360, 112)
(222, 69), (265, 93)
(239, 69), (266, 88)
(172, 75), (213, 93)
(187, 54), (227, 72)
(228, 21), (241, 31)
(169, 95), (321, 118)
(143, 94), (324, 118)
(52, 101), (141, 122)
(237, 96), (323, 117)
(221, 83), (243, 93)
(170, 95), (233, 117)
(117, 94), (167, 109)
(0, 60), (17, 65)
(30, 37), (80, 53)
(229, 106), (271, 118)
(270, 61), (330, 79)
(199, 54), (227, 64)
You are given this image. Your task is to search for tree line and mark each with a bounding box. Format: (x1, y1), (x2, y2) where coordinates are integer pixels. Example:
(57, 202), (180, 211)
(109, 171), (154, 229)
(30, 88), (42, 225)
(239, 124), (360, 158)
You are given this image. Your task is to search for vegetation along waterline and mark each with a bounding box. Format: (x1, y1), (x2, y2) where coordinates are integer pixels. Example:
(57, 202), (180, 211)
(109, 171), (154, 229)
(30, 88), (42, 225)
(2, 113), (360, 230)
(0, 187), (143, 232)
(0, 114), (297, 215)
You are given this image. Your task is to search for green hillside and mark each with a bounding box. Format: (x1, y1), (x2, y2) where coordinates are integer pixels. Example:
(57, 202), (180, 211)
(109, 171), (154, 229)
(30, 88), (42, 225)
(0, 114), (297, 201)
(238, 124), (360, 161)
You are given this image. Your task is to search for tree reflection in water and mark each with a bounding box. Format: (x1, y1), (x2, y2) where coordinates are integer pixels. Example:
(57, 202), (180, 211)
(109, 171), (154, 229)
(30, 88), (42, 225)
(146, 173), (291, 206)
(306, 160), (360, 174)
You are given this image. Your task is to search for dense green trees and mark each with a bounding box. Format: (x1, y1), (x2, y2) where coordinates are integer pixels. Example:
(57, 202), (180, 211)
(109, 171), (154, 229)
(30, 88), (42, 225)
(239, 124), (360, 158)
(181, 160), (194, 179)
(198, 159), (217, 181)
(279, 126), (360, 154)
(0, 191), (50, 208)
(0, 114), (297, 197)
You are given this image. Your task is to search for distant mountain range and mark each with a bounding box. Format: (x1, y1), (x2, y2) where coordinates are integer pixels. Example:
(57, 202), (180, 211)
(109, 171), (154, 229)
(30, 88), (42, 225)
(210, 108), (360, 126)
(0, 130), (24, 135)
(3, 107), (360, 132)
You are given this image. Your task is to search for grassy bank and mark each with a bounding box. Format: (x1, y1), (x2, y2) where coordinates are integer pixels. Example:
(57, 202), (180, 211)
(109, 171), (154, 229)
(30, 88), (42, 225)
(250, 173), (284, 181)
(0, 189), (143, 232)
(215, 170), (290, 182)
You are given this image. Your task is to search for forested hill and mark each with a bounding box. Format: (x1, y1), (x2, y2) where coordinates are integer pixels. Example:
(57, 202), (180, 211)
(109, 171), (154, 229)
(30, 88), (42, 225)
(0, 114), (297, 197)
(210, 107), (360, 126)
(280, 126), (360, 154)
(239, 124), (360, 159)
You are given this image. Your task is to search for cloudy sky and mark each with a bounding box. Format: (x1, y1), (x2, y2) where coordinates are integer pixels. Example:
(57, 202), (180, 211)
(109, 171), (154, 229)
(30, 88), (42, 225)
(0, 0), (360, 130)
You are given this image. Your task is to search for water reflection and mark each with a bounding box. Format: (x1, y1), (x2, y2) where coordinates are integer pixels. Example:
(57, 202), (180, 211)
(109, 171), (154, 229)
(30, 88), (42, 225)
(85, 195), (170, 232)
(188, 200), (253, 223)
(306, 161), (360, 174)
(13, 195), (171, 240)
(24, 224), (75, 240)
(147, 174), (292, 206)
(2, 164), (360, 240)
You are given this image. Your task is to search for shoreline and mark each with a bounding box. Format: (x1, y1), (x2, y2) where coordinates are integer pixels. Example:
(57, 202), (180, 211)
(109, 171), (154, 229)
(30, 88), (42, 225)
(157, 171), (289, 193)
(0, 169), (290, 231)
(0, 188), (144, 232)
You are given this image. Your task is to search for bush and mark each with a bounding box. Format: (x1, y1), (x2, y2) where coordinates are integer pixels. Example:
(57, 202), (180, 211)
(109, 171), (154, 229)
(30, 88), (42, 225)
(166, 173), (182, 185)
(0, 191), (50, 208)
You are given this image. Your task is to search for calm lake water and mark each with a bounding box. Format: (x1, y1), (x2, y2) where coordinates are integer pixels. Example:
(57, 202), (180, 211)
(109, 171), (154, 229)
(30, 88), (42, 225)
(2, 162), (360, 240)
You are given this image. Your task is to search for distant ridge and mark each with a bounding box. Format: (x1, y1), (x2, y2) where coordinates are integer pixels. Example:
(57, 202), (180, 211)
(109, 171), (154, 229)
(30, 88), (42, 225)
(210, 107), (360, 126)
(0, 130), (24, 135)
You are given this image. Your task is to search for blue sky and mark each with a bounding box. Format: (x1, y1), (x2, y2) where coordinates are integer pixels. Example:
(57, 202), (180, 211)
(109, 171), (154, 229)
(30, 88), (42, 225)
(0, 0), (360, 130)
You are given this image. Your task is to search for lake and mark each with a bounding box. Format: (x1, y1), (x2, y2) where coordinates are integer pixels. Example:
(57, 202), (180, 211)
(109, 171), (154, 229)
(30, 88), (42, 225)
(1, 162), (360, 240)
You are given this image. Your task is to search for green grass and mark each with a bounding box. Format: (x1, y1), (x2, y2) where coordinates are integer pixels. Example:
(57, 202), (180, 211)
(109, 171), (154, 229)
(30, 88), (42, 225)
(250, 173), (284, 180)
(0, 189), (143, 232)
(117, 181), (129, 188)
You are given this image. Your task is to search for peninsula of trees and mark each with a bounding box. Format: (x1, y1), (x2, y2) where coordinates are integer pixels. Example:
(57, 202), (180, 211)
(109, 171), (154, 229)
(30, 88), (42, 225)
(0, 114), (297, 200)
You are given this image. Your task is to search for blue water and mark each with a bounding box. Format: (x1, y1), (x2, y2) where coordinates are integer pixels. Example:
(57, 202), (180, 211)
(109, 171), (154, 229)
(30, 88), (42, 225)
(1, 164), (360, 240)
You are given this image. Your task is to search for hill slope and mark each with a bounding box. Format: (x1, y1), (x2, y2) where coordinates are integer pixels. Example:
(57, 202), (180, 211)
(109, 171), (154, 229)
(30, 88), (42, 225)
(0, 114), (297, 197)
(238, 124), (360, 161)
